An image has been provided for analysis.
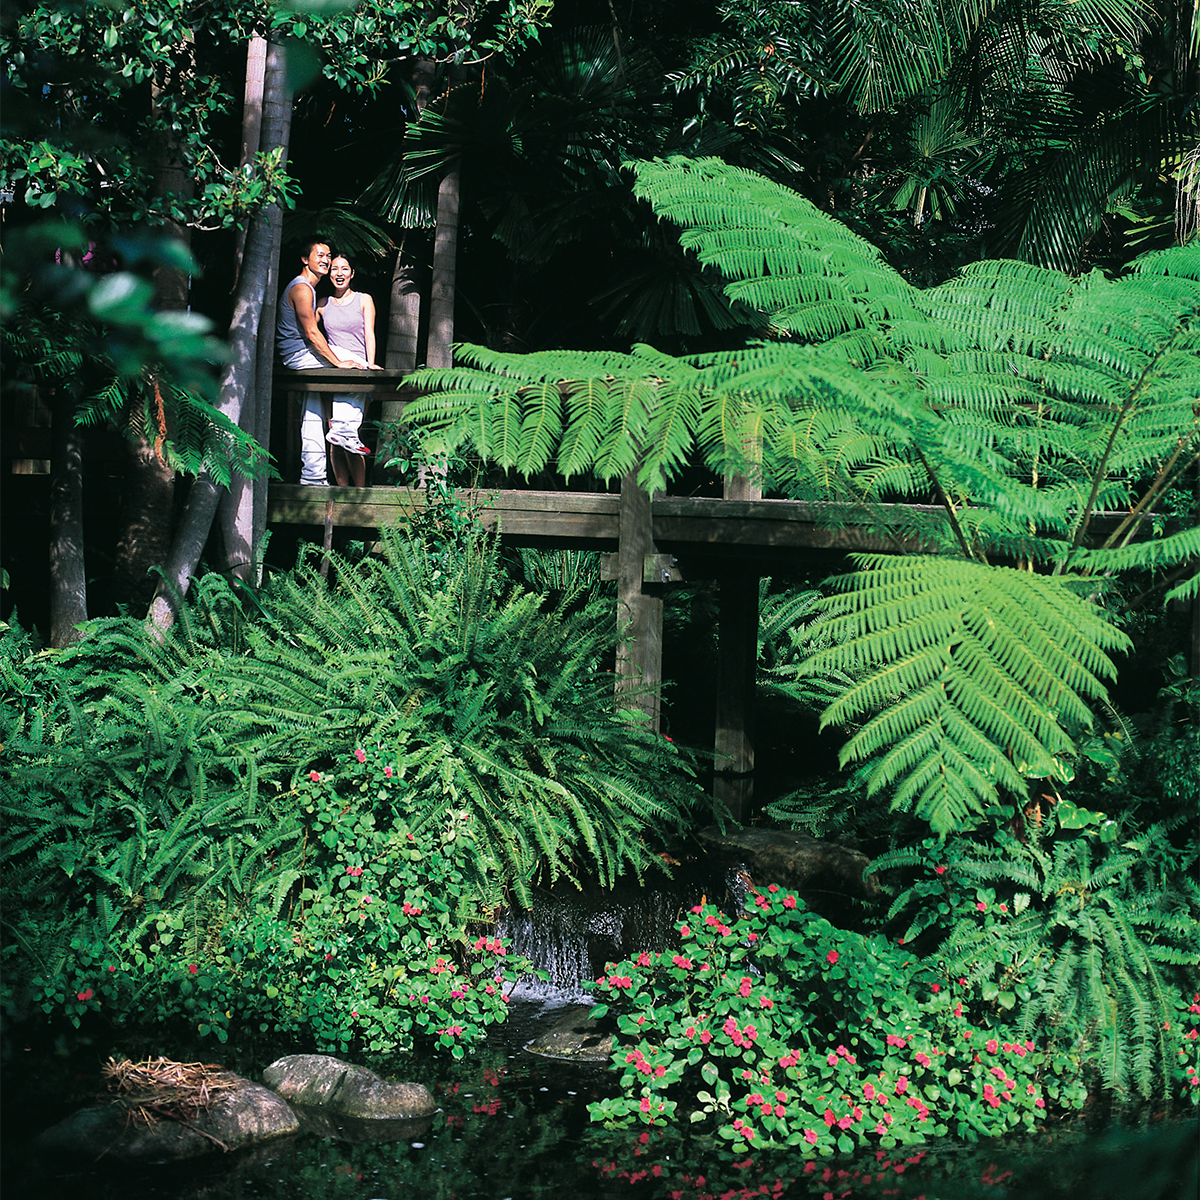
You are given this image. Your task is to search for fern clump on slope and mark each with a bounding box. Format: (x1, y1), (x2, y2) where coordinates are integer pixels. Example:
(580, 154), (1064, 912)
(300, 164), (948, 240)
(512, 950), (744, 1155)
(1, 528), (708, 1012)
(871, 817), (1200, 1103)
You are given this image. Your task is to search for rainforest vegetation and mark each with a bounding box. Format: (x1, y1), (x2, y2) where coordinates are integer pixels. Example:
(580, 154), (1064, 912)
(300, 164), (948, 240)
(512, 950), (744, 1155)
(1, 0), (1198, 1172)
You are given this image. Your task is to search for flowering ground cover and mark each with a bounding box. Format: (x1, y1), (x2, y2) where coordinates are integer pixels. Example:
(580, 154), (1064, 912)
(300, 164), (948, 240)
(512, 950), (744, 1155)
(586, 887), (1200, 1157)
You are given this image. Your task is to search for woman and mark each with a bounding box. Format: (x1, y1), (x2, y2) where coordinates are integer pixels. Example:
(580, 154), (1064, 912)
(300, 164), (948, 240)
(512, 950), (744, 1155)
(317, 254), (380, 483)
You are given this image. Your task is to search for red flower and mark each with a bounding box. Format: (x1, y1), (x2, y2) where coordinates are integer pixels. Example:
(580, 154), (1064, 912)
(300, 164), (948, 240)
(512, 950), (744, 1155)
(934, 866), (946, 875)
(931, 983), (941, 993)
(187, 964), (199, 975)
(826, 949), (839, 965)
(76, 989), (94, 1002)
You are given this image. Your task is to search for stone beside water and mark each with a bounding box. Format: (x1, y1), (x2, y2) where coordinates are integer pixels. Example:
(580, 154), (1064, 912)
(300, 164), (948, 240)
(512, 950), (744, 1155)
(262, 1053), (437, 1119)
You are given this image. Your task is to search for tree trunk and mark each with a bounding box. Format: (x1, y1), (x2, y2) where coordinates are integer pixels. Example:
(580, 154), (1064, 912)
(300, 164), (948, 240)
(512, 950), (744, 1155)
(426, 158), (461, 370)
(112, 36), (197, 610)
(384, 56), (436, 370)
(49, 387), (87, 646)
(148, 45), (288, 633)
(219, 36), (290, 581)
(385, 230), (423, 371)
(233, 32), (268, 286)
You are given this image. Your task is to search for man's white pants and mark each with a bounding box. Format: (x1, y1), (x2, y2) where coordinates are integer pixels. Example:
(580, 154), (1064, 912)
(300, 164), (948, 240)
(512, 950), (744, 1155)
(282, 348), (331, 486)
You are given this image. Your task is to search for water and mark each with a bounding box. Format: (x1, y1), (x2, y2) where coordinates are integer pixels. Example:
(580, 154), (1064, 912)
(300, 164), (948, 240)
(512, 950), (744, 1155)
(2, 1005), (1195, 1200)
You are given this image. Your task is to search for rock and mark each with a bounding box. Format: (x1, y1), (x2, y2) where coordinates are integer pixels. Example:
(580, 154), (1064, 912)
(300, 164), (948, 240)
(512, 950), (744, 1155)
(698, 826), (881, 901)
(262, 1054), (437, 1119)
(34, 1075), (299, 1163)
(290, 1104), (434, 1144)
(524, 1006), (613, 1062)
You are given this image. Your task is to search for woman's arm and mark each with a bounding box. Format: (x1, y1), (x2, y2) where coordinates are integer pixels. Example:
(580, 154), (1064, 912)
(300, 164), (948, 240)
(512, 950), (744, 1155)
(363, 293), (381, 368)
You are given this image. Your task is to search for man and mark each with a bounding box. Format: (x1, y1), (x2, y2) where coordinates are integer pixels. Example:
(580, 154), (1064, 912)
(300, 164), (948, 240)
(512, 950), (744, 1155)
(276, 239), (359, 485)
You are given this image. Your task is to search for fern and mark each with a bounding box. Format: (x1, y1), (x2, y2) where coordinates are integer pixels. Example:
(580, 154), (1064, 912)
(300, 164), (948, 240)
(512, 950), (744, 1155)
(872, 821), (1200, 1101)
(398, 158), (1199, 833)
(799, 556), (1131, 830)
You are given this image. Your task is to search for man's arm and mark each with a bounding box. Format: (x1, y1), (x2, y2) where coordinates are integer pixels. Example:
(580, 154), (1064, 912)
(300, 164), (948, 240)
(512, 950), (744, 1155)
(290, 282), (357, 368)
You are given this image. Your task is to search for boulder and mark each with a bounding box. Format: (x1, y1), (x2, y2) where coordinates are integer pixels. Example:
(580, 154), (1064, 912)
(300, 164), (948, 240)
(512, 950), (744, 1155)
(524, 1005), (613, 1062)
(262, 1054), (437, 1119)
(698, 826), (881, 901)
(290, 1104), (434, 1144)
(34, 1074), (299, 1163)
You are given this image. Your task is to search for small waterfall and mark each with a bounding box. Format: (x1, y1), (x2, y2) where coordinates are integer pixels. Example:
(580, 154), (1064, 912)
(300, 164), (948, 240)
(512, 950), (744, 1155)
(497, 863), (750, 999)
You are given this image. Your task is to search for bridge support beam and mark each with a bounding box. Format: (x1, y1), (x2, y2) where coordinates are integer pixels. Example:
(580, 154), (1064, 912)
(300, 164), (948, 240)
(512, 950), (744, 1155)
(615, 471), (663, 732)
(713, 568), (758, 821)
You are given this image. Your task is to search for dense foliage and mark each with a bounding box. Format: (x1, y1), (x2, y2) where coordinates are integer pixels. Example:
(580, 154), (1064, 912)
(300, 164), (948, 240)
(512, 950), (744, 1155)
(586, 878), (1199, 1152)
(0, 528), (709, 1043)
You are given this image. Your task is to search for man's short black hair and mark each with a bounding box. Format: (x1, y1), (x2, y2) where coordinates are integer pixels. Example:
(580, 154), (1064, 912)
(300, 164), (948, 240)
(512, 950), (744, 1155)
(298, 237), (331, 259)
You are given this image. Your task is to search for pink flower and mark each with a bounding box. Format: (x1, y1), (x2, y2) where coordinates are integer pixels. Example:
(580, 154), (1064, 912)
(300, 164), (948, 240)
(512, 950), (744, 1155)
(826, 950), (839, 965)
(384, 765), (393, 777)
(187, 964), (199, 975)
(1035, 1097), (1045, 1108)
(782, 895), (797, 909)
(886, 1035), (908, 1048)
(863, 1083), (876, 1101)
(351, 1009), (359, 1018)
(915, 1052), (931, 1067)
(895, 1076), (909, 1095)
(760, 997), (774, 1010)
(986, 1039), (999, 1054)
(739, 977), (753, 997)
(976, 901), (987, 911)
(308, 771), (321, 782)
(354, 748), (366, 763)
(639, 1097), (651, 1113)
(934, 866), (946, 875)
(823, 1109), (836, 1127)
(76, 989), (94, 1002)
(931, 983), (940, 993)
(804, 1129), (818, 1144)
(827, 1053), (838, 1066)
(700, 1030), (712, 1044)
(107, 965), (116, 973)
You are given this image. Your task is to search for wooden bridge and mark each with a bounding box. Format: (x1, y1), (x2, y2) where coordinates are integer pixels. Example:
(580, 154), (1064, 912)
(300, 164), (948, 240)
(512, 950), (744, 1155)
(270, 368), (938, 812)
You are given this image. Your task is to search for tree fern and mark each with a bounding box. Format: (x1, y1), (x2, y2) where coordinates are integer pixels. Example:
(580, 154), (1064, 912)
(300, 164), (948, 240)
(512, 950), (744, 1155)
(399, 158), (1199, 830)
(800, 555), (1131, 830)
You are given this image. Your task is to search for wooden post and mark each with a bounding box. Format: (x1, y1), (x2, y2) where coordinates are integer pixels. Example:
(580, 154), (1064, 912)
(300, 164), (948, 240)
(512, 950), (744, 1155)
(713, 569), (759, 820)
(615, 470), (663, 731)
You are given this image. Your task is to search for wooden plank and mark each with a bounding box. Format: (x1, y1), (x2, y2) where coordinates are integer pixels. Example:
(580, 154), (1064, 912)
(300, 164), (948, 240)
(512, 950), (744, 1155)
(615, 472), (663, 731)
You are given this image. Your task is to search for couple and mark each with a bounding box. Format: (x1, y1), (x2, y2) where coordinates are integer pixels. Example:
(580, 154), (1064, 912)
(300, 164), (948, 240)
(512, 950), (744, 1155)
(277, 239), (380, 486)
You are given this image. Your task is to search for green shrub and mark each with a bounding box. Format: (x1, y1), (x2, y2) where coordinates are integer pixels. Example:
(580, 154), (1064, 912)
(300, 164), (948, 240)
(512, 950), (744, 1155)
(586, 889), (1095, 1155)
(24, 750), (537, 1056)
(873, 820), (1200, 1102)
(2, 526), (710, 1030)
